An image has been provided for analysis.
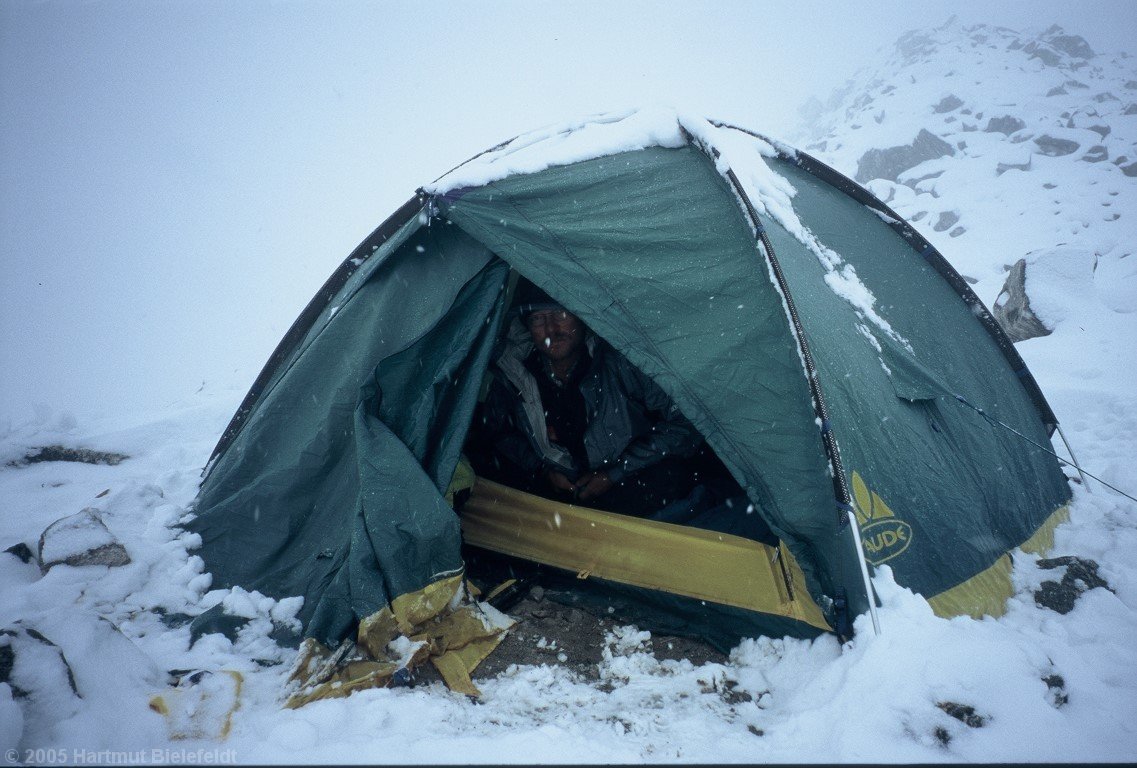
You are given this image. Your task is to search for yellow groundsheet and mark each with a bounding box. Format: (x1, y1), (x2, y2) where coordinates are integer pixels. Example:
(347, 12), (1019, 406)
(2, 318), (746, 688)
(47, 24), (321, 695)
(459, 477), (830, 631)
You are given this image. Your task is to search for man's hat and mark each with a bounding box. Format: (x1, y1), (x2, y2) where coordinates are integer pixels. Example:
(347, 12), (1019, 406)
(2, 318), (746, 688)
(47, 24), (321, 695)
(514, 278), (564, 320)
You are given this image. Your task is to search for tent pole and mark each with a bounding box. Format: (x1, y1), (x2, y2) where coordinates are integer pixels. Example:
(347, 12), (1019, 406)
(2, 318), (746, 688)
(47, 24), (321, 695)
(1055, 424), (1091, 493)
(845, 513), (882, 636)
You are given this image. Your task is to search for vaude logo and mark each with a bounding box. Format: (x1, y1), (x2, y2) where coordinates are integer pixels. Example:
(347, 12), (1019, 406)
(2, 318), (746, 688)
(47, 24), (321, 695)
(852, 471), (913, 565)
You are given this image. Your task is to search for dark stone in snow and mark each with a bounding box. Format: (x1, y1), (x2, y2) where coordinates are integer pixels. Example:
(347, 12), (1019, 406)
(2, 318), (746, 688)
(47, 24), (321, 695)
(1043, 673), (1069, 708)
(1024, 42), (1061, 67)
(1046, 86), (1068, 97)
(1088, 124), (1111, 139)
(38, 508), (130, 574)
(1082, 145), (1109, 163)
(937, 701), (988, 728)
(1034, 555), (1114, 614)
(1046, 33), (1094, 59)
(997, 159), (1032, 175)
(933, 95), (964, 113)
(4, 542), (35, 564)
(20, 445), (128, 466)
(1124, 104), (1137, 116)
(1122, 162), (1137, 178)
(1093, 92), (1118, 103)
(1, 624), (81, 698)
(1034, 135), (1080, 156)
(855, 129), (954, 183)
(993, 259), (1052, 343)
(934, 211), (961, 231)
(985, 115), (1025, 135)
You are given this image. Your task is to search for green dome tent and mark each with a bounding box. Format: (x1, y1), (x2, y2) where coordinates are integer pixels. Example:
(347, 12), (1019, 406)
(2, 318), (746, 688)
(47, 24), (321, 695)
(188, 108), (1070, 665)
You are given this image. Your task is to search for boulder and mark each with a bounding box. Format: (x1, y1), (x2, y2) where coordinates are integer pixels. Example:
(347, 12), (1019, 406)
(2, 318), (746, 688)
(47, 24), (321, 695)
(992, 259), (1052, 343)
(934, 211), (961, 232)
(984, 115), (1025, 135)
(1, 624), (82, 749)
(1034, 556), (1114, 615)
(38, 508), (130, 574)
(1044, 31), (1094, 60)
(855, 129), (954, 183)
(1033, 135), (1080, 157)
(1081, 145), (1109, 163)
(933, 95), (964, 113)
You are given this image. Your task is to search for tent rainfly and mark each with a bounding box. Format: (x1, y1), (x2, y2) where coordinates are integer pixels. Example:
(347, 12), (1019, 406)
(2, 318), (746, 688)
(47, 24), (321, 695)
(187, 108), (1071, 690)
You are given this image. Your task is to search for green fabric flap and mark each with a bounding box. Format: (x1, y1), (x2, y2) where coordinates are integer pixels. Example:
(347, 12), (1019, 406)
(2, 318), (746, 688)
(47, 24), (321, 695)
(190, 224), (506, 644)
(878, 335), (943, 402)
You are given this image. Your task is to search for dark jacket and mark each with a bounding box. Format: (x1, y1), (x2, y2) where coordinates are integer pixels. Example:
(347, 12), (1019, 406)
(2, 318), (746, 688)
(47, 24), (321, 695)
(474, 320), (703, 485)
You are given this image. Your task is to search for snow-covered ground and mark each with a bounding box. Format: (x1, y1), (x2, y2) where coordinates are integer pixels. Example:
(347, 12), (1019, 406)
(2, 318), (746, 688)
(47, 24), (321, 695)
(2, 18), (1136, 765)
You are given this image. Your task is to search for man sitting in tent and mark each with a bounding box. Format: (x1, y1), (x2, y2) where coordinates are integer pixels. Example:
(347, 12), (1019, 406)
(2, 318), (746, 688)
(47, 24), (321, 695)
(468, 279), (709, 517)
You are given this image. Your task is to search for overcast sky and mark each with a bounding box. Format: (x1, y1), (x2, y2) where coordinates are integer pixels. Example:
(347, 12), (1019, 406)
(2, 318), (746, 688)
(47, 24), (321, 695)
(2, 0), (1135, 424)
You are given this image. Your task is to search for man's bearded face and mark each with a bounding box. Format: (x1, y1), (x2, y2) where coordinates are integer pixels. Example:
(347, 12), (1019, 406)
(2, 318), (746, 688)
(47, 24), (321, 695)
(526, 309), (584, 363)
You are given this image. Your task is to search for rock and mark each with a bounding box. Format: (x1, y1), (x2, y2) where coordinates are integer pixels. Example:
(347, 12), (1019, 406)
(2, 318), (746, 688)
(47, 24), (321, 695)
(933, 700), (988, 746)
(1034, 555), (1114, 614)
(937, 701), (987, 728)
(855, 129), (954, 183)
(1081, 145), (1109, 163)
(933, 95), (964, 113)
(1, 624), (83, 748)
(997, 159), (1032, 175)
(1046, 86), (1068, 97)
(934, 211), (960, 232)
(1125, 104), (1137, 116)
(20, 445), (128, 466)
(1043, 673), (1069, 708)
(1033, 135), (1080, 157)
(1087, 124), (1111, 139)
(3, 543), (35, 565)
(1024, 41), (1062, 67)
(1122, 162), (1137, 178)
(992, 259), (1052, 343)
(37, 508), (130, 574)
(985, 115), (1025, 135)
(1045, 32), (1094, 59)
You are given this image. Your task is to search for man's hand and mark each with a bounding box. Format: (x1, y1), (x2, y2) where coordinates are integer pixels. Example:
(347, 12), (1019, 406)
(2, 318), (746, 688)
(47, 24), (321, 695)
(545, 469), (576, 494)
(574, 471), (615, 501)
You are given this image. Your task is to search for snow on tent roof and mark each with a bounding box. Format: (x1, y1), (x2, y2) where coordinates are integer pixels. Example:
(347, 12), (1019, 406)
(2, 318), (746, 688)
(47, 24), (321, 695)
(430, 107), (909, 348)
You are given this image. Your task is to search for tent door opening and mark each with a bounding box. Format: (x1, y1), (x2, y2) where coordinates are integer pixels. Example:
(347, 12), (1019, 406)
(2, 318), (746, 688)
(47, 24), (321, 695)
(450, 268), (834, 644)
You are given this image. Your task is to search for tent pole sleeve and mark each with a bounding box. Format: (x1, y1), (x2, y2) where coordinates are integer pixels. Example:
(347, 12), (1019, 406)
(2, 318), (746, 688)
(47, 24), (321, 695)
(846, 513), (882, 636)
(1054, 425), (1091, 493)
(708, 121), (1060, 435)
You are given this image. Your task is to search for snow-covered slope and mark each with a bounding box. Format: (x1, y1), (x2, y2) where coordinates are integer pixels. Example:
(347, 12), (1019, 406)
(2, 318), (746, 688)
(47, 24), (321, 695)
(1, 20), (1135, 765)
(795, 20), (1136, 291)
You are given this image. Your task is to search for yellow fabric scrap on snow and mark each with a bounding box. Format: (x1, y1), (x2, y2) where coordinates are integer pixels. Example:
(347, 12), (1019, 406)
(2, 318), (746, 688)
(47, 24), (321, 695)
(286, 574), (515, 707)
(149, 670), (243, 741)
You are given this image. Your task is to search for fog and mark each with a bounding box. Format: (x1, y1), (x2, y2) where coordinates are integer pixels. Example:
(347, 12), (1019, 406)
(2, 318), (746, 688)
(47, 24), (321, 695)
(2, 0), (1134, 423)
